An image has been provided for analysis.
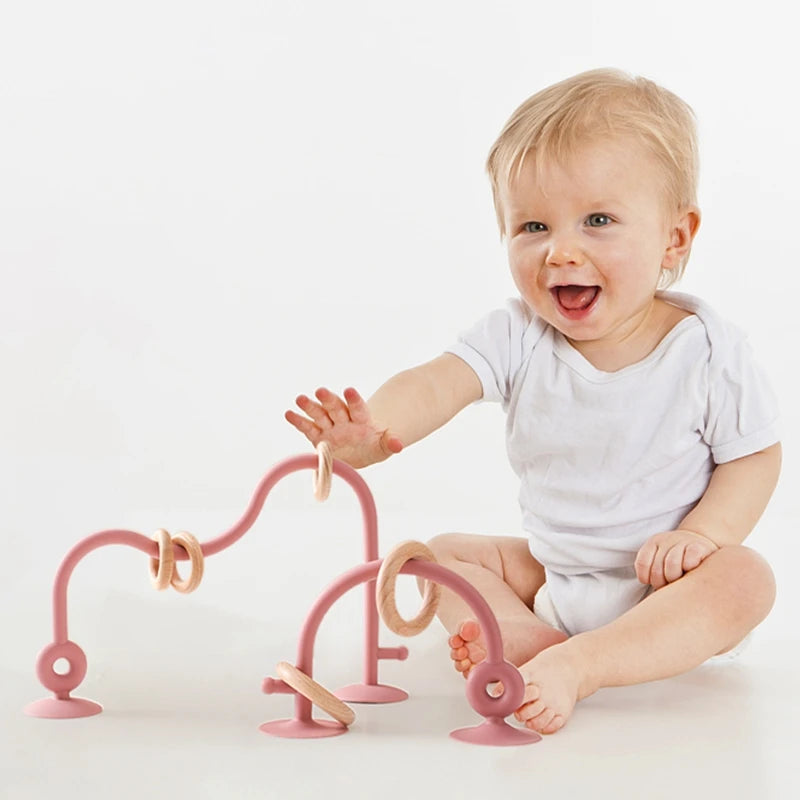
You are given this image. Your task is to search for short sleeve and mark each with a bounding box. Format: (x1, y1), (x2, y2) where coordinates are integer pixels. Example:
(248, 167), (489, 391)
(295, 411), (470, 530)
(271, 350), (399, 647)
(444, 298), (544, 406)
(703, 331), (780, 463)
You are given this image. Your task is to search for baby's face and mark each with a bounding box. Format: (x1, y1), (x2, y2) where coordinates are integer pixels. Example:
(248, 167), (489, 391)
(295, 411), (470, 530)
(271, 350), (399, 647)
(501, 139), (689, 361)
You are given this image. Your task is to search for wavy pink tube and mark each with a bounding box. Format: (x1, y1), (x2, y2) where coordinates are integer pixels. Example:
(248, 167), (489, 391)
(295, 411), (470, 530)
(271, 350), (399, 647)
(40, 454), (381, 696)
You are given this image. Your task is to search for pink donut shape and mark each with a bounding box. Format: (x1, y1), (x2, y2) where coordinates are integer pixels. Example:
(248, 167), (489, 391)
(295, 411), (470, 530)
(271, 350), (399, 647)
(36, 640), (87, 695)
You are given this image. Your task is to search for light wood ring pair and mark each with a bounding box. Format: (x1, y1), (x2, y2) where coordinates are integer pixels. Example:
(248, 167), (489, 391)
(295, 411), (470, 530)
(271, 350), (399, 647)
(376, 540), (441, 636)
(149, 529), (205, 593)
(313, 441), (333, 501)
(275, 661), (355, 726)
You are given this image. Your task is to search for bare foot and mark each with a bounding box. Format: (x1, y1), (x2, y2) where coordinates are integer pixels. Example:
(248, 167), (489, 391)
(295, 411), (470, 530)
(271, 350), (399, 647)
(514, 642), (587, 734)
(448, 615), (570, 678)
(448, 620), (486, 678)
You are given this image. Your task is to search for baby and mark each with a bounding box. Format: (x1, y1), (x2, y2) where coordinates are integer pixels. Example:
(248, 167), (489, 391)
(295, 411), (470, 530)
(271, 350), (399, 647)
(285, 69), (781, 735)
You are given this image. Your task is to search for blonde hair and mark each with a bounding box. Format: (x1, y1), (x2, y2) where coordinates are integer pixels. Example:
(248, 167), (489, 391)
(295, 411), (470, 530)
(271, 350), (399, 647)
(486, 68), (699, 286)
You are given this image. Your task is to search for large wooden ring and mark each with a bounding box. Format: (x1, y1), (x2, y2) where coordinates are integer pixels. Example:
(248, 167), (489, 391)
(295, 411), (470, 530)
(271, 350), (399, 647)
(170, 531), (204, 594)
(376, 540), (441, 636)
(275, 661), (355, 726)
(313, 441), (333, 502)
(149, 529), (175, 591)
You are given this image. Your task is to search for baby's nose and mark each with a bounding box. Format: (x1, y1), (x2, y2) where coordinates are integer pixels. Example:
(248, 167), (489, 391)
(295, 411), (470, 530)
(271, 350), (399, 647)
(545, 241), (584, 267)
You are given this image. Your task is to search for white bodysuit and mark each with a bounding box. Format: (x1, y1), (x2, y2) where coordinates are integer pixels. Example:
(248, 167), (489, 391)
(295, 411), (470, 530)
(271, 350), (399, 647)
(446, 291), (779, 635)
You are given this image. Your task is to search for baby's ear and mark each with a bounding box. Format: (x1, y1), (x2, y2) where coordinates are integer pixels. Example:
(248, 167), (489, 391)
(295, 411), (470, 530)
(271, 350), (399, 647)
(663, 207), (701, 269)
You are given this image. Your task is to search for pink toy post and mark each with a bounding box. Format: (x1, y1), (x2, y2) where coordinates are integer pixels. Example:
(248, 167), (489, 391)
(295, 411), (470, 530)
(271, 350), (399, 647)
(24, 446), (406, 719)
(262, 544), (541, 746)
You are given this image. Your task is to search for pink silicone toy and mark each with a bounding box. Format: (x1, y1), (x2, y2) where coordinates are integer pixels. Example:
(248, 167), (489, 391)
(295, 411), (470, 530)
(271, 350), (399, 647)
(24, 444), (407, 719)
(261, 542), (540, 746)
(25, 446), (540, 747)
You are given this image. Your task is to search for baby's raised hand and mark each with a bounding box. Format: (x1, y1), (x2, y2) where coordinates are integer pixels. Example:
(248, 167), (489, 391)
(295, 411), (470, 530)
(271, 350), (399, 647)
(634, 529), (719, 590)
(285, 387), (403, 469)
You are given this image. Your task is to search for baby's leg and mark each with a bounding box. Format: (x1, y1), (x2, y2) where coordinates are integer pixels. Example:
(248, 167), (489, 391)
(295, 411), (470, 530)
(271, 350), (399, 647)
(423, 533), (567, 674)
(513, 545), (776, 734)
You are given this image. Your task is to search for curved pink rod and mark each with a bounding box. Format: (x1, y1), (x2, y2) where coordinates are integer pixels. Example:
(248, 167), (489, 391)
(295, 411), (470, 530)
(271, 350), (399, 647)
(49, 455), (380, 646)
(52, 531), (157, 642)
(200, 456), (379, 559)
(200, 453), (382, 687)
(286, 559), (506, 722)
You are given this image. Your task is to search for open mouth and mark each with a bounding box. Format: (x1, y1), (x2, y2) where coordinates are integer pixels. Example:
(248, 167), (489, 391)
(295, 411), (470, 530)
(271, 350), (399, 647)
(551, 285), (600, 319)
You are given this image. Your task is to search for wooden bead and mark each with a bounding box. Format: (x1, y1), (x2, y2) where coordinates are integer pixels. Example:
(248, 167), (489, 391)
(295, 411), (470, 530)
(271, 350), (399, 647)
(376, 540), (441, 636)
(275, 661), (355, 726)
(313, 441), (333, 501)
(149, 529), (175, 591)
(170, 531), (204, 594)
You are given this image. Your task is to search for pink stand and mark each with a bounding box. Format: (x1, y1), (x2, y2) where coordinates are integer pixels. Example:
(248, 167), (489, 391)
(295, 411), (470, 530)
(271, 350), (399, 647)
(259, 719), (346, 738)
(450, 718), (537, 746)
(24, 697), (103, 720)
(261, 559), (542, 747)
(25, 455), (406, 718)
(24, 640), (103, 719)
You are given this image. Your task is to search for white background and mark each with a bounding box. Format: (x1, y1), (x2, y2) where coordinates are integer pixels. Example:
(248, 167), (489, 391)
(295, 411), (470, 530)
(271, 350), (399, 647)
(1, 2), (798, 798)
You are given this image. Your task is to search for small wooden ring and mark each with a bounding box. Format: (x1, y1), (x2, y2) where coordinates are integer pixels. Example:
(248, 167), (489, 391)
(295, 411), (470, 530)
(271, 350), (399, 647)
(170, 531), (204, 594)
(275, 661), (355, 726)
(313, 441), (333, 502)
(376, 540), (441, 637)
(149, 529), (175, 591)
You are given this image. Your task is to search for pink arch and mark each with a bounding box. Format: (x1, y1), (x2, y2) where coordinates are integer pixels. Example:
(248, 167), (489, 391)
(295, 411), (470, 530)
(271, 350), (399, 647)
(38, 454), (385, 696)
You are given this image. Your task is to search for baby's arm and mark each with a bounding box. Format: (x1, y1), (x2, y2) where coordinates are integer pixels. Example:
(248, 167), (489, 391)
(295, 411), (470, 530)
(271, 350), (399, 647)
(679, 443), (782, 545)
(635, 443), (782, 589)
(286, 353), (482, 468)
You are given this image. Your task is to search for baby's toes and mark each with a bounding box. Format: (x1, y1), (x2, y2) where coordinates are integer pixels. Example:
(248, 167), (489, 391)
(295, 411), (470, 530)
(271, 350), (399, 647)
(466, 642), (485, 662)
(525, 706), (557, 733)
(448, 633), (465, 650)
(515, 698), (546, 724)
(541, 714), (565, 735)
(517, 683), (541, 710)
(458, 620), (481, 642)
(450, 644), (468, 661)
(449, 622), (485, 678)
(454, 657), (473, 675)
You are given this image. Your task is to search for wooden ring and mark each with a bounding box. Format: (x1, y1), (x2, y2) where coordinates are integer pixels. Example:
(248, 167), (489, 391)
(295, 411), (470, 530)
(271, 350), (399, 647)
(275, 661), (355, 726)
(170, 531), (204, 594)
(313, 441), (333, 502)
(149, 529), (175, 591)
(376, 540), (441, 636)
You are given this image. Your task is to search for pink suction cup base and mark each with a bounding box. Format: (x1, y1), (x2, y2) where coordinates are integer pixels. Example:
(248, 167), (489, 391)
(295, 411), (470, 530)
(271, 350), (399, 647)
(24, 697), (103, 719)
(450, 718), (542, 746)
(335, 683), (408, 704)
(259, 718), (348, 739)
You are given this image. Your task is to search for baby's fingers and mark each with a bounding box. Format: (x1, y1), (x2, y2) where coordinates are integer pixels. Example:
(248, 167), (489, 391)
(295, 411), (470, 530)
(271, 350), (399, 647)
(343, 387), (371, 425)
(315, 387), (351, 425)
(682, 542), (707, 572)
(380, 430), (404, 455)
(295, 393), (332, 429)
(634, 540), (657, 585)
(284, 409), (321, 444)
(663, 543), (688, 584)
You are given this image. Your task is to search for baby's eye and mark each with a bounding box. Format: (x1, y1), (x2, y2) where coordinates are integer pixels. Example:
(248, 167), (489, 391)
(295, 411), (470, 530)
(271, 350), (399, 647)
(523, 221), (547, 233)
(586, 213), (611, 227)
